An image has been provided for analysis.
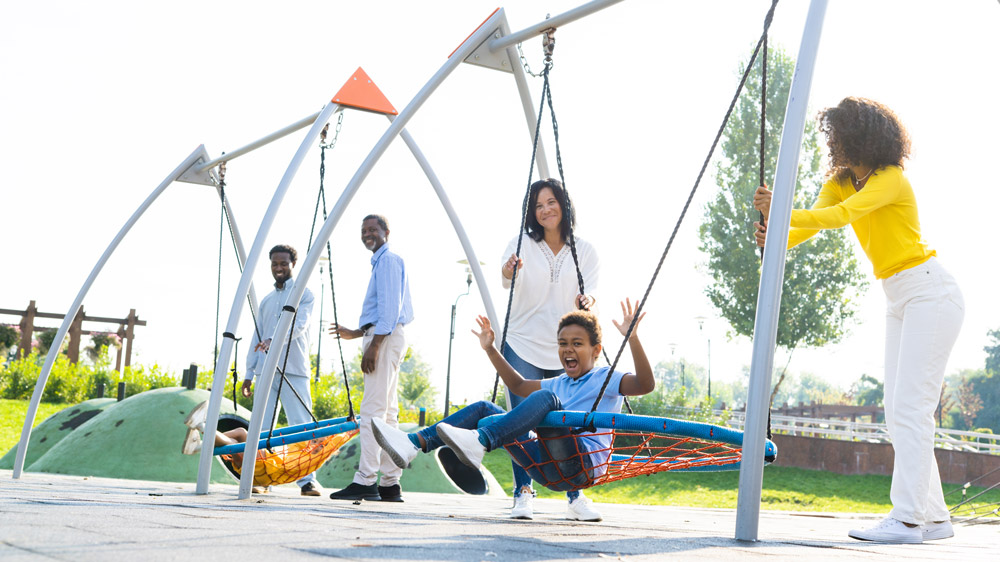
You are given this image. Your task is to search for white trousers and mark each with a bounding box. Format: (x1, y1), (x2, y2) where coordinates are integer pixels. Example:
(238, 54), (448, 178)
(257, 372), (316, 487)
(883, 257), (963, 525)
(354, 323), (408, 487)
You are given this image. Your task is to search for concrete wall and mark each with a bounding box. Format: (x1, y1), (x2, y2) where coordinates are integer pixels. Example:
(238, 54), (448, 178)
(771, 434), (1000, 487)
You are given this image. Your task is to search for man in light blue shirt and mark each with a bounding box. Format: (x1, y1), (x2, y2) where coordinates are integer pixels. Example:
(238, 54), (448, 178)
(329, 215), (413, 502)
(242, 244), (321, 496)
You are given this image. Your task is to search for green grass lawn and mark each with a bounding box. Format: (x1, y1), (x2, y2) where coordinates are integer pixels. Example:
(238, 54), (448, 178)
(1, 399), (67, 454)
(482, 448), (1000, 514)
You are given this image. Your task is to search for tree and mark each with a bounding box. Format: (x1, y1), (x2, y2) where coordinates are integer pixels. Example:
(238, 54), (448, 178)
(699, 46), (868, 406)
(985, 328), (1000, 375)
(954, 373), (984, 430)
(397, 350), (438, 410)
(848, 374), (883, 407)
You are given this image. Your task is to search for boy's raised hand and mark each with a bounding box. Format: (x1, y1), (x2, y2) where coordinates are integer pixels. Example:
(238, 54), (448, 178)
(471, 315), (495, 350)
(611, 298), (645, 339)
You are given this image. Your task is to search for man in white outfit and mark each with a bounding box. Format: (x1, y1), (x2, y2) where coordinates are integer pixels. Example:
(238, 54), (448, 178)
(328, 214), (413, 502)
(243, 244), (321, 496)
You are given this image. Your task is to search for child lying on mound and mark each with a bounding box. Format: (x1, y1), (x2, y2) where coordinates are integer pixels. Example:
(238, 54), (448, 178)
(180, 402), (355, 495)
(372, 299), (653, 521)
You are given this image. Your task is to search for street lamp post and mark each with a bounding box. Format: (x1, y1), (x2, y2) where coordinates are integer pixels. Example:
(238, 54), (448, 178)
(695, 316), (712, 402)
(444, 262), (474, 417)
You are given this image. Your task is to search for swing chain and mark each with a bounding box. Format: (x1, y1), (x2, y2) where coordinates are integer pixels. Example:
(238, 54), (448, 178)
(516, 24), (556, 77)
(319, 111), (344, 149)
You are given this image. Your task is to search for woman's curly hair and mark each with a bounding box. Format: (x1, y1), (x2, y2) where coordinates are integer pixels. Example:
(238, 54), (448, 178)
(819, 97), (911, 181)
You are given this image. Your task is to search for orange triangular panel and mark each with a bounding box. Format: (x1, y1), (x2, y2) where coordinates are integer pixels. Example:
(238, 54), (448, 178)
(331, 68), (397, 116)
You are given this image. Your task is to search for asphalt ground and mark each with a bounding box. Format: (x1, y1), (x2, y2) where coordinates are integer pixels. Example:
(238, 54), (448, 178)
(1, 470), (997, 561)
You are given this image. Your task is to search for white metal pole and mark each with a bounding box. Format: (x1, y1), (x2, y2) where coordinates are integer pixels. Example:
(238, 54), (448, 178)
(735, 0), (828, 541)
(197, 111), (323, 172)
(232, 9), (508, 500)
(196, 102), (339, 494)
(11, 145), (210, 479)
(219, 188), (262, 336)
(498, 18), (551, 180)
(488, 0), (625, 52)
(396, 126), (499, 331)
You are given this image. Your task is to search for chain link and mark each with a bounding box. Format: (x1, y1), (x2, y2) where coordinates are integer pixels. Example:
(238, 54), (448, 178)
(319, 111), (344, 149)
(516, 25), (556, 78)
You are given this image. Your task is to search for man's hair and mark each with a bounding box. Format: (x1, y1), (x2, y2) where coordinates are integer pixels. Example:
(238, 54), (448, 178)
(269, 244), (297, 263)
(363, 214), (389, 232)
(557, 309), (602, 346)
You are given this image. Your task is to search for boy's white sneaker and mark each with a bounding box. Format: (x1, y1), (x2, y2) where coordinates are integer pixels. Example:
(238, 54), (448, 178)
(848, 517), (923, 543)
(436, 423), (486, 469)
(510, 486), (535, 520)
(922, 519), (954, 540)
(566, 493), (602, 522)
(184, 401), (209, 430)
(372, 417), (419, 469)
(181, 427), (203, 455)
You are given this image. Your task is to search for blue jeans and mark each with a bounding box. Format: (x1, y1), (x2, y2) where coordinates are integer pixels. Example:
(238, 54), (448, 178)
(502, 346), (578, 500)
(414, 390), (592, 498)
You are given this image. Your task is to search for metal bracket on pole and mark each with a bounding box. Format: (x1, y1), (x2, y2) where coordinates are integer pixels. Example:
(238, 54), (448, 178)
(462, 27), (514, 73)
(177, 155), (220, 186)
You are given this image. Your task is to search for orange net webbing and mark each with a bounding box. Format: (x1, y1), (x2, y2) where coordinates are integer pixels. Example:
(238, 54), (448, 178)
(222, 429), (358, 487)
(502, 429), (744, 492)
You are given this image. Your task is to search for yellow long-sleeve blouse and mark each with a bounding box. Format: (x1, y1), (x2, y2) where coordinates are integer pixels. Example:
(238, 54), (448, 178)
(787, 165), (935, 279)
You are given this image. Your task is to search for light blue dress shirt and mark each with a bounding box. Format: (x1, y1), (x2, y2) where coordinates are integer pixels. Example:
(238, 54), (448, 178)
(359, 243), (413, 335)
(246, 276), (314, 380)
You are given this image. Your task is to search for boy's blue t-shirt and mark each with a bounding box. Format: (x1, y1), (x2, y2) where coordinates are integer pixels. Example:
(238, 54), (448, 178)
(538, 366), (626, 464)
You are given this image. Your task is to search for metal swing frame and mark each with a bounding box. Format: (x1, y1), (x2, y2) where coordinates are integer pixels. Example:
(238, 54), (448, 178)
(13, 0), (830, 543)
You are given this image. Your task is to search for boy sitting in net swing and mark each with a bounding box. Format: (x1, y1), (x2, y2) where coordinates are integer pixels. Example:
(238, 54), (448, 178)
(372, 299), (653, 521)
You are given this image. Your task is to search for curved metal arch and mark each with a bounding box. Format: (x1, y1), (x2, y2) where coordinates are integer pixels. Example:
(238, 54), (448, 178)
(10, 145), (264, 478)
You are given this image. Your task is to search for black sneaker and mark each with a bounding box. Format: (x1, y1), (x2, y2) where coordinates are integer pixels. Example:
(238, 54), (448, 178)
(377, 484), (403, 502)
(300, 482), (322, 497)
(329, 482), (381, 501)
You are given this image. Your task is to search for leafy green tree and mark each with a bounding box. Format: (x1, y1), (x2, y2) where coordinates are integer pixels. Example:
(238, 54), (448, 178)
(985, 328), (1000, 375)
(699, 45), (868, 406)
(397, 350), (438, 410)
(848, 374), (883, 407)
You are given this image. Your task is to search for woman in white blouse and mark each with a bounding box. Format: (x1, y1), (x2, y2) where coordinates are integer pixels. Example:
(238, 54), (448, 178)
(499, 178), (600, 521)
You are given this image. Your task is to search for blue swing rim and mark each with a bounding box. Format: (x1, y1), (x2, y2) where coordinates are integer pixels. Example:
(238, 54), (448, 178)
(476, 410), (777, 473)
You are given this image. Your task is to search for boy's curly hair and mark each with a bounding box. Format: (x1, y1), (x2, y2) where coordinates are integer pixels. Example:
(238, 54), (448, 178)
(557, 309), (602, 346)
(819, 97), (911, 181)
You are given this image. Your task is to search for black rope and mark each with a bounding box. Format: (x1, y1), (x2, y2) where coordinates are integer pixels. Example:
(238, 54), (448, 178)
(581, 0), (779, 426)
(758, 32), (768, 263)
(315, 141), (355, 420)
(214, 161), (227, 371)
(223, 332), (241, 412)
(492, 66), (550, 404)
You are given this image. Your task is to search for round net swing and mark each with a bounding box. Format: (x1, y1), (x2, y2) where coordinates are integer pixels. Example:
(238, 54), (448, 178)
(221, 427), (358, 487)
(481, 411), (777, 492)
(483, 1), (782, 494)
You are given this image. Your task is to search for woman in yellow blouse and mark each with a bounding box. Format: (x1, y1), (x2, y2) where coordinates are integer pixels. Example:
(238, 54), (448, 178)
(753, 97), (964, 544)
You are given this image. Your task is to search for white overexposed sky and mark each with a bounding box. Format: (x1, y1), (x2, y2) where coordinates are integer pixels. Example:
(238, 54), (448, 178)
(2, 1), (998, 409)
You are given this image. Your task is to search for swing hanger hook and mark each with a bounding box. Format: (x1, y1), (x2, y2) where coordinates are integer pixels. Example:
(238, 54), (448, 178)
(320, 123), (329, 144)
(319, 111), (345, 150)
(218, 159), (227, 183)
(541, 26), (556, 67)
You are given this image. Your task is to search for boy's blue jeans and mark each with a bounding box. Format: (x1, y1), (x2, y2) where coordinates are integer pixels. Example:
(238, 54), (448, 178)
(414, 390), (593, 497)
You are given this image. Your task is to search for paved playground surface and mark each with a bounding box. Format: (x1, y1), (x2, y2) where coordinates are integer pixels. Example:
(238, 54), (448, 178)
(1, 470), (996, 561)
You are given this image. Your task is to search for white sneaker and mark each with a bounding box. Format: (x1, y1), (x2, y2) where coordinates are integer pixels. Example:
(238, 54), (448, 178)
(848, 517), (923, 543)
(436, 423), (486, 469)
(511, 486), (534, 520)
(184, 401), (209, 430)
(181, 427), (203, 455)
(372, 417), (419, 469)
(566, 493), (602, 522)
(922, 519), (954, 540)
